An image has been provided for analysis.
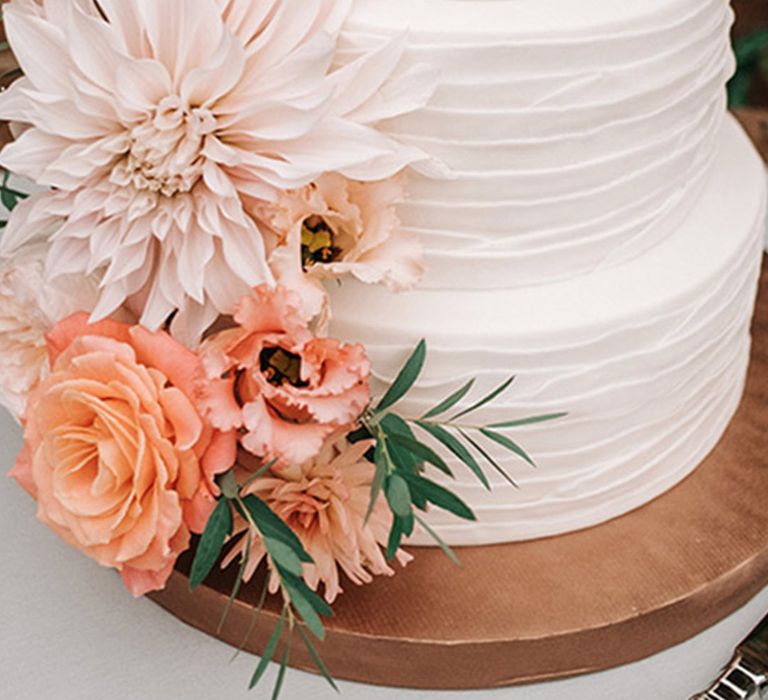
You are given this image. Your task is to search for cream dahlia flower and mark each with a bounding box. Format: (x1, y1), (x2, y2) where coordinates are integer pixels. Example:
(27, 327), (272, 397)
(0, 0), (439, 345)
(258, 173), (424, 324)
(0, 239), (100, 419)
(225, 432), (412, 604)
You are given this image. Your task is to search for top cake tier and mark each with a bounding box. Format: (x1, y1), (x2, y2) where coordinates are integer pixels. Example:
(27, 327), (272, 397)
(341, 0), (735, 289)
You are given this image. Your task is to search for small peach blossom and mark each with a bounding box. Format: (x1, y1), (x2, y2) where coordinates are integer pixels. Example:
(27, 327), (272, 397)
(259, 173), (424, 324)
(224, 431), (412, 603)
(200, 285), (371, 468)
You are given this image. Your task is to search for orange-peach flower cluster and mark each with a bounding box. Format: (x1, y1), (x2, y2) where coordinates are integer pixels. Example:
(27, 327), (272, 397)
(10, 285), (384, 599)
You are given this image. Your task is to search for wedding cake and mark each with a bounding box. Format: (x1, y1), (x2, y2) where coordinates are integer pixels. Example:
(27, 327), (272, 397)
(1, 0), (766, 695)
(330, 0), (768, 545)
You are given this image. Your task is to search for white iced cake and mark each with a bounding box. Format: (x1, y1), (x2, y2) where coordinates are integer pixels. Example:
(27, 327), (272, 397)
(330, 0), (767, 544)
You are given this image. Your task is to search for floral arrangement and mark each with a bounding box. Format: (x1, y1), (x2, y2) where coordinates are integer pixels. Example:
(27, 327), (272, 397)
(0, 1), (564, 696)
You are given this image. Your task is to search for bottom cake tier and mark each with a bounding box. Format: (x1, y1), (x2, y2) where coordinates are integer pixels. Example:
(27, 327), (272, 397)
(328, 115), (768, 546)
(150, 256), (768, 690)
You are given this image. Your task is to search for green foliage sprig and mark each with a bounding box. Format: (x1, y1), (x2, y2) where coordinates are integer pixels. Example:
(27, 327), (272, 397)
(189, 468), (337, 698)
(359, 340), (566, 562)
(730, 29), (768, 108)
(0, 169), (29, 229)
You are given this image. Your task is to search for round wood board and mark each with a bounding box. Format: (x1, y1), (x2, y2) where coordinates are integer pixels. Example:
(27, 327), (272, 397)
(149, 257), (768, 691)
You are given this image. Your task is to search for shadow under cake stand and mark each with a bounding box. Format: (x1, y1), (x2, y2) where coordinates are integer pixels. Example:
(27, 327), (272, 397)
(149, 257), (768, 691)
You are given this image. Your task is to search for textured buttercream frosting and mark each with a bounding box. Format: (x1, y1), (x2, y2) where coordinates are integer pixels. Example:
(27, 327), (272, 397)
(330, 118), (765, 545)
(342, 0), (735, 288)
(333, 0), (766, 545)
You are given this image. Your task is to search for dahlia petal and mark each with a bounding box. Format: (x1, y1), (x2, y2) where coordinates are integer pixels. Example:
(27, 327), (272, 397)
(244, 0), (326, 74)
(65, 2), (125, 94)
(203, 244), (253, 316)
(0, 127), (73, 183)
(0, 76), (35, 123)
(201, 136), (243, 167)
(180, 30), (245, 107)
(91, 279), (133, 322)
(312, 0), (352, 36)
(47, 236), (92, 277)
(217, 0), (277, 48)
(327, 33), (408, 119)
(177, 226), (213, 304)
(4, 6), (73, 96)
(346, 63), (441, 125)
(97, 0), (150, 59)
(47, 137), (123, 182)
(219, 215), (275, 290)
(201, 160), (237, 198)
(99, 242), (149, 287)
(170, 297), (220, 348)
(0, 193), (59, 255)
(114, 58), (173, 118)
(220, 96), (332, 143)
(137, 0), (226, 86)
(237, 32), (334, 104)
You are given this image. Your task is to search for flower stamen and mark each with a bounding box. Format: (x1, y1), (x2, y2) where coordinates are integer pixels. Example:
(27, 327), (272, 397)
(301, 216), (342, 270)
(259, 347), (307, 388)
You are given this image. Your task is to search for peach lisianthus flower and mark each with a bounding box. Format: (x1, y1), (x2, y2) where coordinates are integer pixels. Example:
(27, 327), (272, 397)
(0, 0), (439, 345)
(10, 313), (237, 596)
(225, 432), (412, 603)
(0, 239), (102, 419)
(258, 173), (424, 324)
(200, 285), (370, 468)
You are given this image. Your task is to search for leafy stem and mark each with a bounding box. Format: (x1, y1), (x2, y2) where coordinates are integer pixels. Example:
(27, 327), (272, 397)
(366, 340), (567, 561)
(189, 471), (338, 697)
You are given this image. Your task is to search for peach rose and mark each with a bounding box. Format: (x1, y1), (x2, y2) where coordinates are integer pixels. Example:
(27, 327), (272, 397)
(9, 314), (237, 596)
(200, 285), (371, 468)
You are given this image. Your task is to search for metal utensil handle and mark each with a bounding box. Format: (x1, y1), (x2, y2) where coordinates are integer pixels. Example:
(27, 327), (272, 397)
(693, 649), (768, 699)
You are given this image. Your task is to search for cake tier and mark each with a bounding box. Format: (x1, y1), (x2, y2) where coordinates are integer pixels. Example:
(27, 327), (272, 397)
(329, 117), (766, 545)
(341, 0), (735, 288)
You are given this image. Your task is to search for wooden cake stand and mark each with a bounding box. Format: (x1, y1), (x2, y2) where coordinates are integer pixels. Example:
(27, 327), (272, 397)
(149, 257), (768, 690)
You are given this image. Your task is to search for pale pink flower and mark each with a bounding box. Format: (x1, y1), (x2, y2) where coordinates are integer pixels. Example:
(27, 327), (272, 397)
(0, 239), (101, 419)
(10, 313), (237, 596)
(224, 432), (412, 603)
(0, 0), (439, 345)
(257, 173), (424, 324)
(199, 284), (371, 468)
